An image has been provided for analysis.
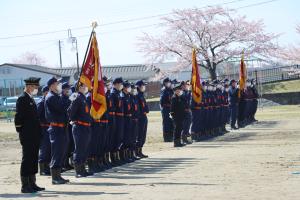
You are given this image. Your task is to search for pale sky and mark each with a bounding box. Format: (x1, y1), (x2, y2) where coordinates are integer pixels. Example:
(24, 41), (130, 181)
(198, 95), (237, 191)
(0, 0), (299, 68)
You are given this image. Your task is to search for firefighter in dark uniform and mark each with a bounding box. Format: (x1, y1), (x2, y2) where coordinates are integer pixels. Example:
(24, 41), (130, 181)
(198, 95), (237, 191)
(129, 83), (140, 160)
(15, 77), (45, 193)
(68, 82), (93, 177)
(181, 80), (192, 144)
(228, 79), (239, 130)
(121, 81), (134, 162)
(61, 82), (73, 171)
(109, 77), (124, 165)
(136, 80), (149, 158)
(160, 77), (174, 142)
(170, 82), (186, 147)
(38, 86), (51, 176)
(45, 77), (69, 184)
(102, 77), (113, 169)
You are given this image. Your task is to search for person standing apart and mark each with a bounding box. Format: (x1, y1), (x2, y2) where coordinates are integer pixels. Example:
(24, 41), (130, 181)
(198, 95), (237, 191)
(15, 77), (45, 193)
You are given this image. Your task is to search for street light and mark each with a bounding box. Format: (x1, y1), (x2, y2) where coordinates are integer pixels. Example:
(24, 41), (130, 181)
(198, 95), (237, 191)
(68, 29), (80, 79)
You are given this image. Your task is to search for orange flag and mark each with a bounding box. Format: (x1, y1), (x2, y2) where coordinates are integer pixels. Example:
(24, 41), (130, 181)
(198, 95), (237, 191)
(238, 52), (247, 98)
(191, 48), (202, 103)
(79, 32), (107, 119)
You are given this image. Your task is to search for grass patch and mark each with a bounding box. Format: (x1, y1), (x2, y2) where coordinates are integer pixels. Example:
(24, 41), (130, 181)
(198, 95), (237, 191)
(262, 79), (300, 94)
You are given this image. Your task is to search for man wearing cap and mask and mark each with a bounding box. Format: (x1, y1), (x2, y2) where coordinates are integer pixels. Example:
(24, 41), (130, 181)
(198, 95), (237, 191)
(45, 77), (69, 184)
(229, 79), (239, 130)
(135, 80), (149, 158)
(160, 77), (174, 142)
(60, 82), (73, 172)
(129, 83), (140, 160)
(170, 82), (186, 147)
(68, 82), (93, 178)
(15, 77), (45, 193)
(181, 80), (192, 144)
(101, 77), (113, 169)
(121, 81), (134, 162)
(37, 86), (51, 176)
(109, 77), (125, 165)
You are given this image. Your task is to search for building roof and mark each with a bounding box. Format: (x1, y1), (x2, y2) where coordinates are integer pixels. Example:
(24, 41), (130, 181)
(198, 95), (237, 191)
(0, 63), (62, 76)
(0, 63), (160, 81)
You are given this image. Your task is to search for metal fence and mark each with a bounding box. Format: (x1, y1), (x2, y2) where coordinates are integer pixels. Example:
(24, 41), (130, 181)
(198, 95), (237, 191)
(218, 65), (300, 84)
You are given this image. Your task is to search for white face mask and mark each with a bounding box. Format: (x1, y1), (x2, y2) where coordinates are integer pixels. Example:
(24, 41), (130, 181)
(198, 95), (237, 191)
(225, 88), (229, 92)
(178, 90), (183, 96)
(31, 88), (38, 96)
(133, 89), (138, 95)
(213, 87), (217, 91)
(186, 85), (191, 91)
(246, 82), (251, 87)
(203, 86), (208, 91)
(140, 86), (146, 92)
(118, 85), (123, 91)
(166, 82), (171, 88)
(104, 87), (108, 93)
(56, 83), (62, 94)
(217, 84), (222, 89)
(126, 87), (132, 93)
(107, 83), (112, 90)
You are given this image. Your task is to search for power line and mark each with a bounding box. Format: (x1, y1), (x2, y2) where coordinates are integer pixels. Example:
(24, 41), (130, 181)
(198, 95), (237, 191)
(0, 0), (280, 46)
(0, 0), (268, 41)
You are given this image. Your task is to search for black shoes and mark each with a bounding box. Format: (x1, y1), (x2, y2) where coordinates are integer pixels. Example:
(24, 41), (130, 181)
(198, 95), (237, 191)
(21, 175), (45, 193)
(51, 168), (69, 184)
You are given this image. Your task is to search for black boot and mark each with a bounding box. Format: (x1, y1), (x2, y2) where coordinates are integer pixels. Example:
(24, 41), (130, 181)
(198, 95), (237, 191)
(174, 139), (185, 147)
(74, 164), (86, 178)
(138, 148), (149, 158)
(82, 164), (94, 176)
(39, 163), (50, 176)
(29, 175), (45, 191)
(87, 159), (95, 174)
(51, 168), (69, 184)
(21, 176), (36, 193)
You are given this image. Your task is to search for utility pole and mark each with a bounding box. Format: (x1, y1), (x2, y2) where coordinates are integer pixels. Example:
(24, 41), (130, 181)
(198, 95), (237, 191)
(58, 40), (63, 68)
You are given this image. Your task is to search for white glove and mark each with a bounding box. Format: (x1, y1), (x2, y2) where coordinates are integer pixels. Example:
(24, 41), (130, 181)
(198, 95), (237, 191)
(69, 121), (75, 125)
(69, 92), (79, 101)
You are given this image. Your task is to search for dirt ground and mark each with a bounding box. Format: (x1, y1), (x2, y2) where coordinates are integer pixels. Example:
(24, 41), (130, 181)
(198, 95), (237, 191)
(0, 105), (300, 200)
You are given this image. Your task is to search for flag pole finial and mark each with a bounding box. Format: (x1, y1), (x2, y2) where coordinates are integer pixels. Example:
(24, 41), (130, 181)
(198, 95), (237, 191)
(92, 21), (98, 30)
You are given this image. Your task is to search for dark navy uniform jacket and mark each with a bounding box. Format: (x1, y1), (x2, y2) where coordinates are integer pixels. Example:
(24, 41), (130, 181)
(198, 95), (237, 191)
(68, 92), (92, 124)
(15, 92), (41, 142)
(109, 88), (124, 116)
(130, 94), (139, 119)
(170, 94), (185, 121)
(182, 90), (191, 110)
(61, 93), (71, 113)
(228, 87), (239, 106)
(45, 91), (67, 124)
(37, 96), (48, 124)
(137, 91), (149, 116)
(160, 87), (173, 109)
(123, 93), (132, 117)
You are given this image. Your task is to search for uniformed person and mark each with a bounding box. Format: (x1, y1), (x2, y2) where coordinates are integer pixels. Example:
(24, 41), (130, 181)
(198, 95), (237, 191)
(181, 81), (192, 144)
(121, 81), (134, 162)
(170, 82), (186, 147)
(135, 80), (149, 158)
(228, 80), (239, 130)
(160, 77), (174, 142)
(109, 77), (124, 165)
(37, 86), (51, 176)
(45, 77), (69, 184)
(15, 77), (45, 193)
(61, 82), (73, 171)
(68, 82), (93, 177)
(129, 83), (140, 160)
(250, 79), (259, 122)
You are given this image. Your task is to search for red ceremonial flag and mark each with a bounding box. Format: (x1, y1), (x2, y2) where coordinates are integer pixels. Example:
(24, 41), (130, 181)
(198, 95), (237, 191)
(79, 32), (107, 119)
(191, 48), (202, 103)
(238, 51), (247, 98)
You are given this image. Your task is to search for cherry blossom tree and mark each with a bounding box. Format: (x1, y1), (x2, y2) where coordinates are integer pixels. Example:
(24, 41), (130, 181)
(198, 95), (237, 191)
(13, 51), (46, 66)
(138, 6), (279, 80)
(280, 24), (300, 64)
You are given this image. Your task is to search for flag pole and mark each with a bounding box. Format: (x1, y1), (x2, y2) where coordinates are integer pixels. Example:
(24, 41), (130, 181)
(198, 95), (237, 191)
(75, 22), (98, 90)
